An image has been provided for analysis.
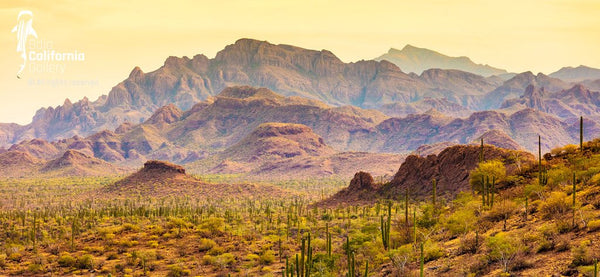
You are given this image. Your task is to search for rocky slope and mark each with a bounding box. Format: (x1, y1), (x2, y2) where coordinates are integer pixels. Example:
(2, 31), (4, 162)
(3, 86), (597, 172)
(321, 144), (534, 206)
(481, 71), (571, 110)
(188, 122), (404, 178)
(501, 84), (600, 120)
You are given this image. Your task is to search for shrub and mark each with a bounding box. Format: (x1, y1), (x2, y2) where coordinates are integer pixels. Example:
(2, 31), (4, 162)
(213, 253), (236, 269)
(539, 191), (571, 219)
(486, 232), (521, 273)
(57, 253), (76, 268)
(485, 200), (517, 222)
(75, 254), (94, 270)
(198, 238), (217, 252)
(572, 240), (594, 266)
(167, 264), (190, 277)
(587, 219), (600, 231)
(207, 245), (225, 255)
(423, 240), (445, 262)
(458, 232), (479, 254)
(0, 254), (6, 269)
(259, 250), (275, 265)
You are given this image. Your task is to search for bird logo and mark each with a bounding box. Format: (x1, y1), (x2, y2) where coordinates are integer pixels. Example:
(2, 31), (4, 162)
(12, 10), (38, 79)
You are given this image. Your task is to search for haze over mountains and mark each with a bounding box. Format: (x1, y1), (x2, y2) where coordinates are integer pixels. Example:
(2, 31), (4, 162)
(1, 38), (599, 178)
(375, 44), (509, 77)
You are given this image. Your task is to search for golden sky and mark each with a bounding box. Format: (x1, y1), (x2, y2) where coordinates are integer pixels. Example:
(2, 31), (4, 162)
(1, 0), (599, 124)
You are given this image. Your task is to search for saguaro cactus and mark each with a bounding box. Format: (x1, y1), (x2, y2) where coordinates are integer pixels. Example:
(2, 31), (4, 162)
(480, 138), (484, 163)
(573, 173), (577, 228)
(380, 203), (391, 250)
(432, 178), (437, 207)
(405, 187), (409, 227)
(420, 242), (424, 277)
(581, 116), (584, 152)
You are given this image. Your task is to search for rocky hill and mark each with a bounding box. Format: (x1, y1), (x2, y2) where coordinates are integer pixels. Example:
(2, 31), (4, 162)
(189, 122), (404, 178)
(103, 160), (290, 200)
(320, 144), (534, 206)
(0, 149), (128, 177)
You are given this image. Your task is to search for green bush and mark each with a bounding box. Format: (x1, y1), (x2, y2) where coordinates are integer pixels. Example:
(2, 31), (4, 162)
(572, 240), (594, 266)
(198, 238), (217, 251)
(75, 254), (94, 270)
(587, 219), (600, 231)
(167, 264), (190, 277)
(539, 191), (571, 219)
(57, 253), (76, 268)
(259, 250), (275, 265)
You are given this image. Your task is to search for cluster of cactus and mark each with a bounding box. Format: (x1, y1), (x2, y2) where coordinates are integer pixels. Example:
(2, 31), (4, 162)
(284, 233), (314, 277)
(380, 202), (392, 250)
(346, 236), (355, 277)
(481, 176), (496, 208)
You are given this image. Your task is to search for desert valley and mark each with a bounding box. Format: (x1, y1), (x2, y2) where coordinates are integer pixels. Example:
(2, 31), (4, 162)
(2, 3), (600, 276)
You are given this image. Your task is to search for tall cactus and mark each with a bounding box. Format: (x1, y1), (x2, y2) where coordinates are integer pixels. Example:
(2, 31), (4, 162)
(380, 202), (391, 250)
(346, 236), (355, 277)
(432, 178), (437, 207)
(480, 138), (484, 163)
(580, 116), (584, 152)
(413, 208), (417, 246)
(326, 223), (332, 258)
(573, 173), (577, 228)
(420, 242), (424, 277)
(405, 188), (409, 227)
(490, 176), (495, 208)
(294, 233), (313, 277)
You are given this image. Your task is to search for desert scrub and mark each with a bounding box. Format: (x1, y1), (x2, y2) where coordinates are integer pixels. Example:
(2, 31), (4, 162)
(486, 232), (522, 273)
(540, 191), (571, 219)
(75, 254), (94, 270)
(198, 238), (217, 251)
(587, 219), (600, 231)
(485, 199), (517, 222)
(572, 240), (594, 266)
(167, 264), (190, 277)
(57, 252), (76, 267)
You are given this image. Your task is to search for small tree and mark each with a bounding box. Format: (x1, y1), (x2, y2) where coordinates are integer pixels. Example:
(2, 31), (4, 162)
(487, 232), (521, 273)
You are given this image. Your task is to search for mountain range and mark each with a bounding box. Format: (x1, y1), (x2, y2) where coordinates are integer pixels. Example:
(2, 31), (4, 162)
(0, 39), (599, 178)
(3, 39), (599, 149)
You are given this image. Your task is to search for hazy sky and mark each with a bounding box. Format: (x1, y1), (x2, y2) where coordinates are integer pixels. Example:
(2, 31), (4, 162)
(1, 0), (599, 124)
